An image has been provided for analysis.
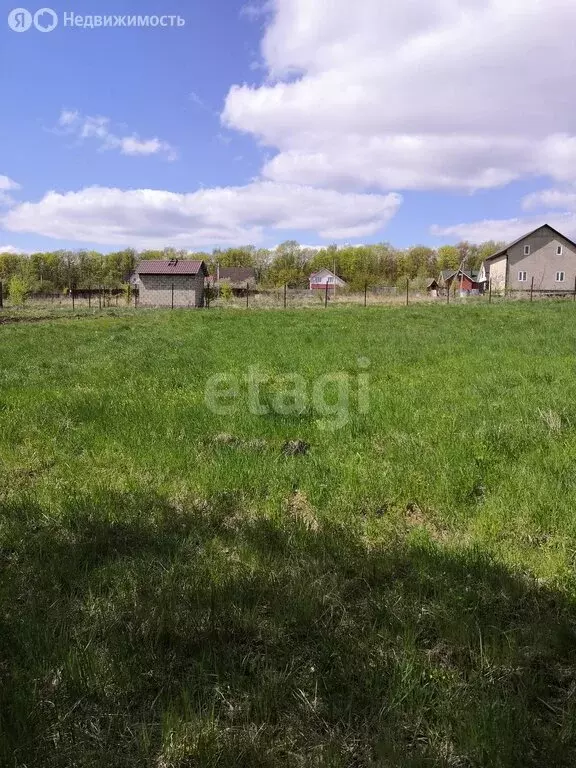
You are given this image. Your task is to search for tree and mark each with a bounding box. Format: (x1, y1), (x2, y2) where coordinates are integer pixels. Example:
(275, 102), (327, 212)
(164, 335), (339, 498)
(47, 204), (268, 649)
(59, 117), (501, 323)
(266, 241), (306, 287)
(405, 246), (437, 279)
(437, 245), (460, 272)
(213, 246), (256, 268)
(8, 274), (29, 305)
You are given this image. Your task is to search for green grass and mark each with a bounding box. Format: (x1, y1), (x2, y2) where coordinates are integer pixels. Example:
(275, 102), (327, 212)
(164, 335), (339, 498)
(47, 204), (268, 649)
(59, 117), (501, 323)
(1, 302), (576, 766)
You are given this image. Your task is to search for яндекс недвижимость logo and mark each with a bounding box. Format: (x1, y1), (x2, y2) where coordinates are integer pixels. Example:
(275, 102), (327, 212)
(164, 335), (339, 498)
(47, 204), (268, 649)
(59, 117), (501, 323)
(7, 8), (185, 30)
(8, 7), (58, 31)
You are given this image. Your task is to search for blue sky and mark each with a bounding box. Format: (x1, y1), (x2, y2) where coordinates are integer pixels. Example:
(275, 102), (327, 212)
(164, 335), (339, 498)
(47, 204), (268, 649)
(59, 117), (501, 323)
(2, 0), (576, 253)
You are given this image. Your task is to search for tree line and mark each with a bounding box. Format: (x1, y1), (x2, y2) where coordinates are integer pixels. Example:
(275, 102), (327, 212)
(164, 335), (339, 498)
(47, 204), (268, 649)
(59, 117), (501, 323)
(0, 240), (504, 297)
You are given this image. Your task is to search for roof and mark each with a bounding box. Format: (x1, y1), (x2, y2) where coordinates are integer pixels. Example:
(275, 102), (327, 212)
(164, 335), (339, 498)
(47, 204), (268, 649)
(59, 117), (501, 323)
(217, 266), (256, 283)
(441, 268), (484, 282)
(484, 224), (576, 262)
(136, 259), (208, 276)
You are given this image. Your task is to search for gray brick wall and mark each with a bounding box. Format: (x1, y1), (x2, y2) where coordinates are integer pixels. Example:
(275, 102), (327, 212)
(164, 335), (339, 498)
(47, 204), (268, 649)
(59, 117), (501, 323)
(138, 273), (204, 307)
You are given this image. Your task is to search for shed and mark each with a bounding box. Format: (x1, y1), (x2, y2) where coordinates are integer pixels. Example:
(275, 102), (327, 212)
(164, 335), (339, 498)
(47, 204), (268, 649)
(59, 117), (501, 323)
(134, 259), (209, 307)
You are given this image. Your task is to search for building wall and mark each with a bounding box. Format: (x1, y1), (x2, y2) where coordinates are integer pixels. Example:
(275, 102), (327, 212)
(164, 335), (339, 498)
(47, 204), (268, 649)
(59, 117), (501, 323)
(456, 275), (476, 292)
(507, 229), (576, 291)
(137, 273), (204, 307)
(487, 255), (507, 294)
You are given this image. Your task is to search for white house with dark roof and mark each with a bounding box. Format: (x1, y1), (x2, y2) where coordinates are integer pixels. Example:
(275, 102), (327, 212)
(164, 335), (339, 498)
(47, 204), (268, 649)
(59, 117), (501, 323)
(483, 225), (576, 294)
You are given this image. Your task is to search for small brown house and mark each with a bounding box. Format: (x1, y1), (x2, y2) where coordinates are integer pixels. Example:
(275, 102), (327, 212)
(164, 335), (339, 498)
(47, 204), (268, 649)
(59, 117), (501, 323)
(214, 266), (257, 295)
(134, 259), (209, 307)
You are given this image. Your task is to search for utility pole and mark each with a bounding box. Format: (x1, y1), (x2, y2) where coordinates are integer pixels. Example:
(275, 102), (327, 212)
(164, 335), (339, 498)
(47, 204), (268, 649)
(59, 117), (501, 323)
(333, 256), (337, 298)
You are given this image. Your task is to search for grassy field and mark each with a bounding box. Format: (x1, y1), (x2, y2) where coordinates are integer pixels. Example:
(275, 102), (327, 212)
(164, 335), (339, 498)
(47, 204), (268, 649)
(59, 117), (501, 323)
(1, 302), (576, 766)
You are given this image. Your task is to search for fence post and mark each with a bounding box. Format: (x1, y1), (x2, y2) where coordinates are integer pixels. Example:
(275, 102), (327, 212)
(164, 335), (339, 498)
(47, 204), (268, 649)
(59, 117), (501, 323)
(530, 276), (534, 302)
(171, 282), (174, 310)
(246, 282), (250, 309)
(88, 286), (91, 309)
(573, 276), (576, 301)
(406, 278), (409, 306)
(284, 283), (287, 309)
(72, 288), (75, 311)
(98, 287), (102, 310)
(489, 279), (492, 304)
(0, 281), (3, 309)
(325, 283), (329, 308)
(364, 281), (368, 307)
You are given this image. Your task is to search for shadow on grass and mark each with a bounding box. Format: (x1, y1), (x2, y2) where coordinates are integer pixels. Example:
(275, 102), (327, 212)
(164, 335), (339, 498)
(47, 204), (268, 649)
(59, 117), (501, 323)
(1, 490), (576, 767)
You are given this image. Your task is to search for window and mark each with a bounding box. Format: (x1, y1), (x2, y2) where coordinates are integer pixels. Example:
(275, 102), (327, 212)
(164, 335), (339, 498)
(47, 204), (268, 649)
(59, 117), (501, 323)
(518, 271), (527, 282)
(557, 245), (563, 256)
(556, 271), (565, 282)
(524, 244), (531, 255)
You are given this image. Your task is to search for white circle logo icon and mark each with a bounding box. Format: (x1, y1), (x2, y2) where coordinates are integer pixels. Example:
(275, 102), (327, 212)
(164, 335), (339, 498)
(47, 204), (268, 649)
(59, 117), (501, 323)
(33, 7), (57, 31)
(8, 8), (32, 31)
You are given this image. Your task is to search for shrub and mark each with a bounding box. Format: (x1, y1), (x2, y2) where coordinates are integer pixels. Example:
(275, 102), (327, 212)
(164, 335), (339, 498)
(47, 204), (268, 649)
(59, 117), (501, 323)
(8, 275), (29, 306)
(219, 282), (233, 301)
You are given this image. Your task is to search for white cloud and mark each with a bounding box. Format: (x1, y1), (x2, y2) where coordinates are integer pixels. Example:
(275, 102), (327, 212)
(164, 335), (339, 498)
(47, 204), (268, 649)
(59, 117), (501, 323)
(0, 175), (20, 192)
(0, 175), (21, 206)
(522, 187), (576, 211)
(222, 0), (576, 191)
(431, 215), (576, 244)
(433, 180), (576, 242)
(1, 183), (402, 248)
(0, 244), (26, 255)
(57, 109), (177, 160)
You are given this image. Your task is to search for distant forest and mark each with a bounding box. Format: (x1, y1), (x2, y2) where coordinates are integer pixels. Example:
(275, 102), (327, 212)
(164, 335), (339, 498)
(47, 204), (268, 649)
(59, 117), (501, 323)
(0, 239), (504, 294)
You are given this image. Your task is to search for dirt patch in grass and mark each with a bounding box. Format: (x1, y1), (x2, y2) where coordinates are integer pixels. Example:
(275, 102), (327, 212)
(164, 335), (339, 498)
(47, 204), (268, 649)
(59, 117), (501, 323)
(212, 433), (269, 451)
(285, 489), (319, 531)
(404, 502), (451, 542)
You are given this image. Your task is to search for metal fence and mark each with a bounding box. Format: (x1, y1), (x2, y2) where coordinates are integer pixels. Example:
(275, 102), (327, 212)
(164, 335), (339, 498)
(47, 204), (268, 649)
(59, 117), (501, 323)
(2, 278), (576, 315)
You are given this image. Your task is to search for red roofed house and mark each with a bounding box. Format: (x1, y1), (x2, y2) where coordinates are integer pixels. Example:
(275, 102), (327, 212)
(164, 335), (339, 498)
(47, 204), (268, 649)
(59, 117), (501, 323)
(134, 259), (209, 307)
